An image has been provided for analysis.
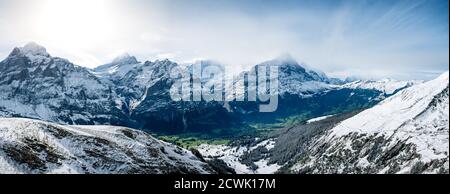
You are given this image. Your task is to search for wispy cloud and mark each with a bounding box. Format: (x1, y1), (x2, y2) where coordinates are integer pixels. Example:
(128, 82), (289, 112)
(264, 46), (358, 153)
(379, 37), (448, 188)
(0, 0), (448, 80)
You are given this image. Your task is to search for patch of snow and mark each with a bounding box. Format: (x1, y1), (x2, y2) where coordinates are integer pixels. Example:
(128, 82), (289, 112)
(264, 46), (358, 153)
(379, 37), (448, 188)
(254, 159), (282, 174)
(198, 139), (278, 174)
(342, 79), (422, 95)
(307, 115), (334, 124)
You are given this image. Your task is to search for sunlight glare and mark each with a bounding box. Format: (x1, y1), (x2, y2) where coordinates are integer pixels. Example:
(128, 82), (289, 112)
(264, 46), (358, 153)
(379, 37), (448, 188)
(36, 0), (116, 50)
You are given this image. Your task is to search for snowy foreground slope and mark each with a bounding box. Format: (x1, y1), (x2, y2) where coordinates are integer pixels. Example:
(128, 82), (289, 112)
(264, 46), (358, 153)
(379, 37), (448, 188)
(291, 72), (449, 174)
(0, 118), (213, 174)
(197, 72), (448, 174)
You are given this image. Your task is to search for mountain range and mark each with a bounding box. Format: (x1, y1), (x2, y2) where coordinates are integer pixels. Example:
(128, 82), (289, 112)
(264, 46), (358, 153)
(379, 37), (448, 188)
(1, 42), (447, 174)
(1, 43), (418, 134)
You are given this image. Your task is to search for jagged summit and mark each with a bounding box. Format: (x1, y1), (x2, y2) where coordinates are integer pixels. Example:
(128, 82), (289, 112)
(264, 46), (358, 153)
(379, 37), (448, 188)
(260, 54), (328, 78)
(16, 42), (50, 57)
(111, 53), (139, 64)
(260, 53), (299, 67)
(273, 53), (297, 64)
(93, 53), (141, 76)
(3, 42), (53, 66)
(343, 78), (422, 95)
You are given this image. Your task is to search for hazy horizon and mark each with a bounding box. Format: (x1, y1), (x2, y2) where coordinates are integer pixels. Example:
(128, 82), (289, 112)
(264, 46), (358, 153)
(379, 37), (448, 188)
(0, 0), (448, 80)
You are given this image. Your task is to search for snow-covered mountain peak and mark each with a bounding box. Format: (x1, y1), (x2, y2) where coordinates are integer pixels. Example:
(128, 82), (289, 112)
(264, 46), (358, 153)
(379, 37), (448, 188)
(19, 42), (50, 57)
(111, 53), (139, 64)
(93, 53), (141, 77)
(228, 55), (334, 96)
(262, 53), (300, 68)
(342, 78), (422, 95)
(4, 42), (52, 65)
(268, 55), (330, 81)
(274, 53), (296, 63)
(0, 43), (126, 125)
(265, 54), (323, 75)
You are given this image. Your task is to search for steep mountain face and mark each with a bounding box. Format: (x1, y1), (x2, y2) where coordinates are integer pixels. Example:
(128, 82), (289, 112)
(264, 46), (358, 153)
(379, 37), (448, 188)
(0, 43), (235, 133)
(0, 118), (214, 174)
(0, 43), (126, 125)
(289, 72), (449, 174)
(93, 53), (140, 79)
(95, 57), (177, 113)
(94, 58), (235, 133)
(228, 56), (397, 124)
(233, 54), (335, 97)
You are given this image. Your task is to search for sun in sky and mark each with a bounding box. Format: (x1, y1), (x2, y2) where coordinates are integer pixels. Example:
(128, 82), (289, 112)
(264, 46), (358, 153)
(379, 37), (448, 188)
(0, 0), (448, 79)
(35, 0), (116, 50)
(21, 0), (127, 67)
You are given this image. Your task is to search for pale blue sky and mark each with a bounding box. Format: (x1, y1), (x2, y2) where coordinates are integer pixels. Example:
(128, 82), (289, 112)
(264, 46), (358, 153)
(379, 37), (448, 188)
(0, 0), (448, 80)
